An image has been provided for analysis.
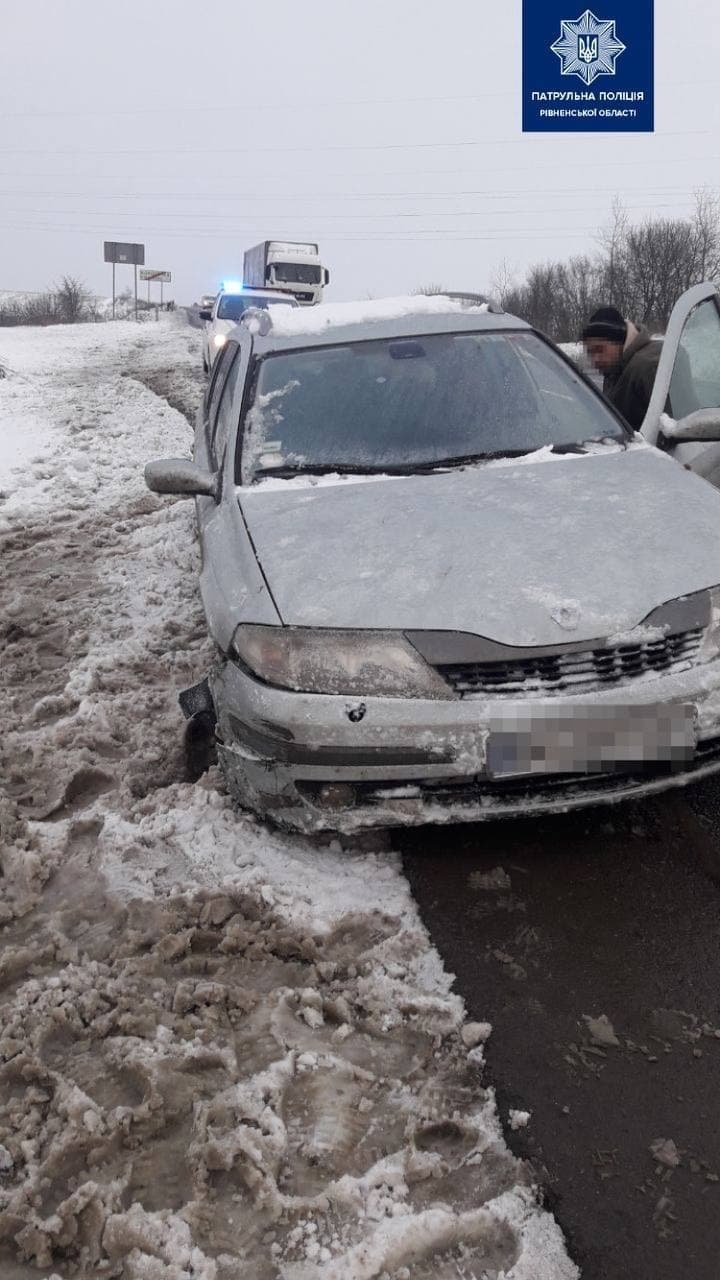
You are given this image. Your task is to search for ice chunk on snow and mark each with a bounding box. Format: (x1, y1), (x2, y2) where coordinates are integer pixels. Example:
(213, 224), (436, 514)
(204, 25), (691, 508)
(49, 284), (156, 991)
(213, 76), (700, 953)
(582, 1014), (621, 1048)
(650, 1138), (681, 1168)
(509, 1110), (531, 1131)
(461, 1021), (493, 1049)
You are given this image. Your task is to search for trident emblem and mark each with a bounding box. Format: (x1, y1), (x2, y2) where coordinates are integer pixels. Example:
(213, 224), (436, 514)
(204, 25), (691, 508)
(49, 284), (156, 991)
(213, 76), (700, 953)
(577, 34), (599, 63)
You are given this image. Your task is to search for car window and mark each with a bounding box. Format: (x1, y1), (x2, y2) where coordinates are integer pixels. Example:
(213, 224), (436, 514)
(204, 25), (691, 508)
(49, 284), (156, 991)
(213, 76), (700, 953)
(669, 298), (720, 419)
(238, 330), (627, 479)
(210, 348), (242, 464)
(205, 343), (234, 438)
(217, 293), (296, 320)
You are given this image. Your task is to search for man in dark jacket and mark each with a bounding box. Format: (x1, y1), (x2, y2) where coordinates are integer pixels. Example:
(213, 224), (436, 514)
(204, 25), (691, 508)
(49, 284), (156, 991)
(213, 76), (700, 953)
(582, 305), (663, 430)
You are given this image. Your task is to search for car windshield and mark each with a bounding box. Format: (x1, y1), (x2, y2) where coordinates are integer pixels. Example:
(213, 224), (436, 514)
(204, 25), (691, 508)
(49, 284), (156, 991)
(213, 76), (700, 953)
(273, 263), (322, 285)
(217, 293), (295, 320)
(239, 331), (628, 480)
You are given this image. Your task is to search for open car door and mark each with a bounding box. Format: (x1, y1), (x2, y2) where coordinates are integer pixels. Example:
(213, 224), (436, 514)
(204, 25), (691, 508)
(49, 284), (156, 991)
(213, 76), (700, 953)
(641, 282), (720, 485)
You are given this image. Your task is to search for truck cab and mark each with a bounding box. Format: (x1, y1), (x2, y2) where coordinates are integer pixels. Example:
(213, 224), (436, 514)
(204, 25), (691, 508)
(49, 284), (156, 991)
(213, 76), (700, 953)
(243, 241), (330, 306)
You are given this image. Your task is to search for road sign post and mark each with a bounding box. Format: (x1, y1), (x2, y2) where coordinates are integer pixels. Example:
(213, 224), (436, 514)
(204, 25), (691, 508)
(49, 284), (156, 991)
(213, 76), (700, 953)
(104, 242), (145, 320)
(139, 269), (172, 312)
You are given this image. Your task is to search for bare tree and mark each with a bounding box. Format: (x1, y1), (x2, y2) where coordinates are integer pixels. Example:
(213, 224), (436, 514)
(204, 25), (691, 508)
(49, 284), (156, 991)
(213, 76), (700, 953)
(689, 188), (720, 283)
(54, 276), (89, 323)
(597, 197), (630, 309)
(490, 196), (720, 341)
(490, 259), (517, 309)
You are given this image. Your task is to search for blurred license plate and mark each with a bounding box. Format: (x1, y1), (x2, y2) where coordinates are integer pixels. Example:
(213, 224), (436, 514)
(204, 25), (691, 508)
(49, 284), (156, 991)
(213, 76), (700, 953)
(486, 704), (696, 778)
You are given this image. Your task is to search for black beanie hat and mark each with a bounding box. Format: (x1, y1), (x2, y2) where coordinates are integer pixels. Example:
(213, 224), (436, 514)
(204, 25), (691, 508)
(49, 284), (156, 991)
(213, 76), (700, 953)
(581, 306), (627, 343)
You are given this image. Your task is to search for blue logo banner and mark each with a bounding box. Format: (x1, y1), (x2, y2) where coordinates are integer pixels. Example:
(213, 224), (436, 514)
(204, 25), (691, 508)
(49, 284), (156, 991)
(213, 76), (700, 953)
(523, 1), (654, 132)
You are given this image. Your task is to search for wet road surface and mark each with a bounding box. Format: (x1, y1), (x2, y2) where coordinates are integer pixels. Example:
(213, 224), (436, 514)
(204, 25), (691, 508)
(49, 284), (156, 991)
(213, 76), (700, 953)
(400, 785), (720, 1280)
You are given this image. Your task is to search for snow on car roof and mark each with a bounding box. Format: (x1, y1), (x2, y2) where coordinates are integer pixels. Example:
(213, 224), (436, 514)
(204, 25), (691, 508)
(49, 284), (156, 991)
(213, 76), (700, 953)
(246, 294), (528, 350)
(267, 293), (491, 336)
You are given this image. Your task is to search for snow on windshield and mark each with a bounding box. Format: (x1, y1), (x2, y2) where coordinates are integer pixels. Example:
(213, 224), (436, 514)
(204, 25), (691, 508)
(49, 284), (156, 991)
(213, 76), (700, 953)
(242, 331), (625, 477)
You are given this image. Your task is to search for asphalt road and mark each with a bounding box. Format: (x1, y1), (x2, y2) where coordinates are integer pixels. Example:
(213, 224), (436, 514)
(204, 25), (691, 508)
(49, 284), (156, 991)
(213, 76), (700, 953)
(185, 304), (205, 330)
(399, 783), (720, 1280)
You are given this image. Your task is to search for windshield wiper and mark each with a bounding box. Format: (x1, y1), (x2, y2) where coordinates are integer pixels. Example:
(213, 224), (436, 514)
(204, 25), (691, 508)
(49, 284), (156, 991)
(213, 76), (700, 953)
(253, 441), (625, 482)
(253, 462), (390, 479)
(402, 450), (534, 473)
(549, 436), (627, 455)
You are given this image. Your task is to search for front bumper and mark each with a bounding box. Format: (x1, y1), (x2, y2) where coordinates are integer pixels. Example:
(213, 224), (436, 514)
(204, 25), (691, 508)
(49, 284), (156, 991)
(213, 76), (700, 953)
(210, 657), (720, 832)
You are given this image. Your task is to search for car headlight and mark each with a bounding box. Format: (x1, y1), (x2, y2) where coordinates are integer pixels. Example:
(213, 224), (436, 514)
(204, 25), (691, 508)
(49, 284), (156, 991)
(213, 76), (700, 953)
(232, 626), (455, 699)
(703, 587), (720, 658)
(213, 333), (227, 349)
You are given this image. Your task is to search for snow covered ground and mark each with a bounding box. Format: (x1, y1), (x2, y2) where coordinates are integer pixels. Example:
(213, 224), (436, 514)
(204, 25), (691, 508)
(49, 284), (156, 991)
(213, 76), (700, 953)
(0, 315), (578, 1279)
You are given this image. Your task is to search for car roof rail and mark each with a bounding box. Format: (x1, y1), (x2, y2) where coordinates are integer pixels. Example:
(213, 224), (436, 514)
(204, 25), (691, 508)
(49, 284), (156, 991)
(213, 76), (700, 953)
(434, 291), (504, 314)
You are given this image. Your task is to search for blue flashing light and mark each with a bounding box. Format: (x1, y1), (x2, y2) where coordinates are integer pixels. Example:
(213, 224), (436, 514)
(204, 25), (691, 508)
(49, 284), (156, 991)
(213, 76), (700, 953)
(221, 279), (243, 294)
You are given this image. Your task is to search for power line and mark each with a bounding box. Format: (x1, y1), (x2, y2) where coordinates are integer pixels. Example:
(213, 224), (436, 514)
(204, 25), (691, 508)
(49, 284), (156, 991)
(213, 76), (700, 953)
(0, 220), (644, 242)
(0, 92), (515, 120)
(0, 79), (715, 120)
(0, 130), (712, 158)
(0, 199), (699, 224)
(0, 154), (714, 183)
(0, 183), (712, 204)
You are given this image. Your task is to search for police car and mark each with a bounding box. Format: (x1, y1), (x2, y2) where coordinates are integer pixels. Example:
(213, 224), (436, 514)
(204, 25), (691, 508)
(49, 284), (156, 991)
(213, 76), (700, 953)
(200, 282), (297, 373)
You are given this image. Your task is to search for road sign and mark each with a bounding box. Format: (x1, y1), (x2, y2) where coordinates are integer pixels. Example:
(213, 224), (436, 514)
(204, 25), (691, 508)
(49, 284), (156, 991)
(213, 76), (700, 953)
(104, 242), (146, 320)
(139, 269), (171, 282)
(104, 241), (145, 265)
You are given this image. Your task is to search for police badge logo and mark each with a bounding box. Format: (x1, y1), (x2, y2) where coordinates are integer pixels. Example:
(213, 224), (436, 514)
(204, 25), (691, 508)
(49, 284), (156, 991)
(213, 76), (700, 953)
(551, 9), (626, 85)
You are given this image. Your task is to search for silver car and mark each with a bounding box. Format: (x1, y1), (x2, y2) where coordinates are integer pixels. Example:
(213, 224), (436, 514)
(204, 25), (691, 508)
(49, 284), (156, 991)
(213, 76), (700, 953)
(147, 285), (720, 832)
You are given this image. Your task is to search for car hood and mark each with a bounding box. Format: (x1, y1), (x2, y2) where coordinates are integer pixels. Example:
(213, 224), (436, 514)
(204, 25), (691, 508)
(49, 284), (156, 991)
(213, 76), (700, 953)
(239, 447), (720, 646)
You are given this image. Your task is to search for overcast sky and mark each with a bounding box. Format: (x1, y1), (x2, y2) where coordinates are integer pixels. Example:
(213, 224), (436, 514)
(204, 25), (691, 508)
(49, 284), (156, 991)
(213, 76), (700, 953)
(0, 0), (717, 308)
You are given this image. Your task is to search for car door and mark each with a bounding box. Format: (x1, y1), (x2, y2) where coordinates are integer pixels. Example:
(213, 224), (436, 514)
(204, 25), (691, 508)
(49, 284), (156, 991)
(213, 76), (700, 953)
(192, 339), (269, 650)
(641, 282), (720, 483)
(195, 341), (235, 477)
(193, 342), (238, 543)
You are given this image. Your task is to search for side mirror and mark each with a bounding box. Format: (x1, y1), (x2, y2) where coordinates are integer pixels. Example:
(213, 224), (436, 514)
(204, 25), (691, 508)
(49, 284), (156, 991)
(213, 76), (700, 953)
(323, 268), (330, 285)
(199, 308), (212, 321)
(660, 409), (720, 442)
(145, 458), (218, 499)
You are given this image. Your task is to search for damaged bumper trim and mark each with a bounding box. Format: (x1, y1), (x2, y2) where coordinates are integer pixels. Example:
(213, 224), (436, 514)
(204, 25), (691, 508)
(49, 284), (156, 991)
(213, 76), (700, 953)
(218, 735), (720, 833)
(225, 715), (453, 767)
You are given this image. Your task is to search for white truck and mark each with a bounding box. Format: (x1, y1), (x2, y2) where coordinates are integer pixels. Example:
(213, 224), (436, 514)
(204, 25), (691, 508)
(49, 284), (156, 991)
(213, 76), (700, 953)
(243, 241), (329, 306)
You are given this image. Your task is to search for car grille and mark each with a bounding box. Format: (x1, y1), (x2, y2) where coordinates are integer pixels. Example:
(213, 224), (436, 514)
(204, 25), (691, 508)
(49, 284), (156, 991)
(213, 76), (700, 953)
(438, 628), (705, 698)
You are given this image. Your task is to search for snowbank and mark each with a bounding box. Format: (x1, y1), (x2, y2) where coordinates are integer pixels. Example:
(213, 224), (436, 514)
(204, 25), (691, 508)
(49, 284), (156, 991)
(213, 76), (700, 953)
(0, 316), (578, 1280)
